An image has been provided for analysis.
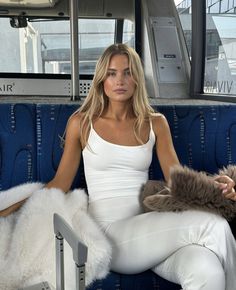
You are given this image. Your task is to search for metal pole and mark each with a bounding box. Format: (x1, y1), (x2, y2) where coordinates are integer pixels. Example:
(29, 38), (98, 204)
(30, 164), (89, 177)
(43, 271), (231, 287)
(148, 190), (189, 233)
(55, 235), (65, 290)
(190, 0), (206, 96)
(69, 0), (80, 101)
(76, 264), (86, 290)
(54, 214), (87, 290)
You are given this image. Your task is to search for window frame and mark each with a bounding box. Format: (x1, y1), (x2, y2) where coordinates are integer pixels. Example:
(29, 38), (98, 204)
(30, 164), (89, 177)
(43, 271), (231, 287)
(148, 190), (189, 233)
(0, 16), (136, 99)
(191, 0), (236, 103)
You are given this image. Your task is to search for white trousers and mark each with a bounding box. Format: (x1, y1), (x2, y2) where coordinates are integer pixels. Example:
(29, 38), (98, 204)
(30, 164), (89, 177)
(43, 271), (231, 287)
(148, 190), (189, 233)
(88, 197), (236, 290)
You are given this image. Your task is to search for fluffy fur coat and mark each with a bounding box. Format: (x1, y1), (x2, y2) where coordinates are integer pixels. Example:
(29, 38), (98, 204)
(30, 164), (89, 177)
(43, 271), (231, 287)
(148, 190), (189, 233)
(141, 165), (236, 221)
(0, 183), (112, 290)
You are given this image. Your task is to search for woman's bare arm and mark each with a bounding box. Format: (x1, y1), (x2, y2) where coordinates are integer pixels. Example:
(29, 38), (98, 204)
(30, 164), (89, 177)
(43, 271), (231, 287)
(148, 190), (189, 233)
(46, 113), (82, 192)
(0, 199), (27, 217)
(152, 114), (180, 181)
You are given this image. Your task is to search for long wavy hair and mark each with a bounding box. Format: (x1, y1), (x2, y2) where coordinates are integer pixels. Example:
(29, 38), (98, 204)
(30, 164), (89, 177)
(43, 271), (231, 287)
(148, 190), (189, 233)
(73, 43), (155, 148)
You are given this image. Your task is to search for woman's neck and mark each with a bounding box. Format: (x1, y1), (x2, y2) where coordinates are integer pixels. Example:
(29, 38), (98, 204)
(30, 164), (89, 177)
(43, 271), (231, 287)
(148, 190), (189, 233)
(103, 101), (134, 121)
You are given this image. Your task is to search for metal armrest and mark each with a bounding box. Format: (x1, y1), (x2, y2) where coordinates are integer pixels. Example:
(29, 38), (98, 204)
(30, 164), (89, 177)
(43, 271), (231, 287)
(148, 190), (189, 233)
(53, 213), (88, 290)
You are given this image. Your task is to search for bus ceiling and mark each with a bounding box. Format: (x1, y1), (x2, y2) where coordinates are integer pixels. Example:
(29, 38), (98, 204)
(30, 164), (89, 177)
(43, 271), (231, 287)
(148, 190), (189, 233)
(0, 0), (135, 20)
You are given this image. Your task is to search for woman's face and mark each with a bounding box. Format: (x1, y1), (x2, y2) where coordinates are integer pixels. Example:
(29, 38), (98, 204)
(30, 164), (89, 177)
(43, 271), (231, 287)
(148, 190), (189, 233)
(103, 54), (136, 103)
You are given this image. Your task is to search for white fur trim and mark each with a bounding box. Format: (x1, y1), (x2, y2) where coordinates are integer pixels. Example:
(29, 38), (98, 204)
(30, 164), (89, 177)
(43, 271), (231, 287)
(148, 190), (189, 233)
(0, 183), (112, 290)
(0, 182), (44, 211)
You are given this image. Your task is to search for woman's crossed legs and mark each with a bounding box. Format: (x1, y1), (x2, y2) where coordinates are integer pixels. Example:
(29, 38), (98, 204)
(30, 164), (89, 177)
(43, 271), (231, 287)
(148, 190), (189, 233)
(105, 210), (236, 290)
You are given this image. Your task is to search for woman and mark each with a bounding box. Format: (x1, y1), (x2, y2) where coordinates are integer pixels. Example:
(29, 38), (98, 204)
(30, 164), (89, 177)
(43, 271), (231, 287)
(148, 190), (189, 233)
(1, 44), (236, 289)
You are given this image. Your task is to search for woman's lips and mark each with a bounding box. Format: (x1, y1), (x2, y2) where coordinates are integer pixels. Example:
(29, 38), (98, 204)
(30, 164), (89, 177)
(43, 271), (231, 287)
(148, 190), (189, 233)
(114, 89), (127, 94)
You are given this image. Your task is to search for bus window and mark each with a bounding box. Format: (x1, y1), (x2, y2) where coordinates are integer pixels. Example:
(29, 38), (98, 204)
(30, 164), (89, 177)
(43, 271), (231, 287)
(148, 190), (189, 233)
(0, 18), (135, 76)
(175, 0), (192, 61)
(204, 0), (236, 95)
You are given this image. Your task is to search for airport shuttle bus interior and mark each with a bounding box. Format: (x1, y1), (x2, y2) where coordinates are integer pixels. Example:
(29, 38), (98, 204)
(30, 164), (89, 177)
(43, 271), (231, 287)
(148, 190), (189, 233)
(0, 0), (236, 289)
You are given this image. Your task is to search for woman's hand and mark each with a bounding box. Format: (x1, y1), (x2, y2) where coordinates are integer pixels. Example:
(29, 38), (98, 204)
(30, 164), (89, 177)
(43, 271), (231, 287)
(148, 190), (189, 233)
(214, 175), (236, 201)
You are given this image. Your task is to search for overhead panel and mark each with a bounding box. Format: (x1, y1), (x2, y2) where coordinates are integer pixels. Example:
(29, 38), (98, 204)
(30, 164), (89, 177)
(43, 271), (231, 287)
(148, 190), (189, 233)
(79, 0), (104, 17)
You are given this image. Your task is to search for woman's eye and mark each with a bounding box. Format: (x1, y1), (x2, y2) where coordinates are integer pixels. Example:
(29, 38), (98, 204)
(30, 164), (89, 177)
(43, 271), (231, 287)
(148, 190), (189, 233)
(124, 70), (131, 76)
(107, 71), (116, 77)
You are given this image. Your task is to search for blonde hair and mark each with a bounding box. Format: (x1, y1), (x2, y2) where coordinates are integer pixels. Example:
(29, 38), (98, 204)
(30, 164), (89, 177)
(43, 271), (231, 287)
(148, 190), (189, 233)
(73, 43), (155, 148)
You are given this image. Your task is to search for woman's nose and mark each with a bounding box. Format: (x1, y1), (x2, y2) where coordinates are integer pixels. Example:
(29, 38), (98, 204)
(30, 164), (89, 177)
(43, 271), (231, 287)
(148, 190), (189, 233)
(116, 73), (125, 84)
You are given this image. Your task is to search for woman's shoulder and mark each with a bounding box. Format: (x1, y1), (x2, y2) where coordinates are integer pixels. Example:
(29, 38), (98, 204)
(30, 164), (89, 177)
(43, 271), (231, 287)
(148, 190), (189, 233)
(67, 112), (91, 147)
(150, 112), (170, 134)
(68, 111), (87, 126)
(66, 112), (85, 135)
(150, 112), (168, 125)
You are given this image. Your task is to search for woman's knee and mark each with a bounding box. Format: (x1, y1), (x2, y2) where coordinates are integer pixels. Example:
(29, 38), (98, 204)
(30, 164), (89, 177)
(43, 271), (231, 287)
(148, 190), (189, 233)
(191, 253), (225, 289)
(152, 244), (225, 289)
(171, 245), (225, 290)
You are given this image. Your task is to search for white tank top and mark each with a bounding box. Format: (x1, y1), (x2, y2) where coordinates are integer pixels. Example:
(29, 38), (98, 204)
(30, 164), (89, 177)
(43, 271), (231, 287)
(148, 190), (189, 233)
(82, 122), (156, 203)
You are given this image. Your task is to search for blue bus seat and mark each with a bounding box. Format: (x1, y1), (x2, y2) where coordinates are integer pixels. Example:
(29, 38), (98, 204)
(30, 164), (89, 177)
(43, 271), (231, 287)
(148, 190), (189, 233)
(1, 102), (236, 289)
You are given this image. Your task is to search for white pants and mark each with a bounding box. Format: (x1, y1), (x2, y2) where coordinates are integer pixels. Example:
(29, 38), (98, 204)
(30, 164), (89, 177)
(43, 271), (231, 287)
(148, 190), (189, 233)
(88, 197), (236, 290)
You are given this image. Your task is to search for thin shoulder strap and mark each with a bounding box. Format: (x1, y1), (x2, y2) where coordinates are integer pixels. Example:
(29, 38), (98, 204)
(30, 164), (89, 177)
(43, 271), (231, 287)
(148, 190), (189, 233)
(149, 117), (153, 131)
(149, 116), (156, 143)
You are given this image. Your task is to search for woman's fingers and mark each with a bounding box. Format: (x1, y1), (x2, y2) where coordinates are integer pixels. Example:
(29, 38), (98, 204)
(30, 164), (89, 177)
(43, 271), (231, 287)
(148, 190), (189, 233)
(214, 175), (236, 201)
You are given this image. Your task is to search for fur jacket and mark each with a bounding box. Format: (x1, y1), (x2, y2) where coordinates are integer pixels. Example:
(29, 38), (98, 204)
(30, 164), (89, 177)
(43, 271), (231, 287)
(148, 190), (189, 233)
(0, 183), (112, 290)
(140, 165), (236, 221)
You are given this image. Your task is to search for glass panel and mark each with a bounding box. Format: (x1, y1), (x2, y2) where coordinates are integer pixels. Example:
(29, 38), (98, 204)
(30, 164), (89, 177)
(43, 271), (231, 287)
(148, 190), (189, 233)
(0, 18), (135, 75)
(123, 19), (135, 47)
(228, 0), (234, 8)
(223, 1), (235, 13)
(207, 0), (219, 6)
(209, 2), (220, 13)
(220, 0), (229, 12)
(204, 0), (236, 95)
(227, 7), (235, 12)
(175, 0), (192, 60)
